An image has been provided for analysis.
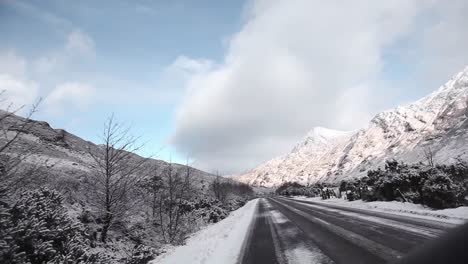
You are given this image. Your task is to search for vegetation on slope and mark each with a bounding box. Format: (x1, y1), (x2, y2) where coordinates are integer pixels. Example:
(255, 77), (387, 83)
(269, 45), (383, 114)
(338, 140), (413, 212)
(276, 159), (468, 209)
(0, 104), (254, 263)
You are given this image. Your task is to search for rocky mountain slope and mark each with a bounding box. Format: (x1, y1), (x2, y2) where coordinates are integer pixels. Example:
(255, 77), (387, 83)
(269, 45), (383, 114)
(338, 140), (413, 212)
(237, 66), (468, 187)
(0, 112), (218, 193)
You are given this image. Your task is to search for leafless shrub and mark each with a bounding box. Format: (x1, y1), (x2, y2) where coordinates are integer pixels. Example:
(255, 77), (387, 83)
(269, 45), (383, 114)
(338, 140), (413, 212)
(210, 173), (229, 203)
(210, 173), (253, 203)
(423, 146), (435, 167)
(86, 114), (149, 243)
(156, 161), (194, 244)
(0, 94), (42, 194)
(139, 164), (163, 221)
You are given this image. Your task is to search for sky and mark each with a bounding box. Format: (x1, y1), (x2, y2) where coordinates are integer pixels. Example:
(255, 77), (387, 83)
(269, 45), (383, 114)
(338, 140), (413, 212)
(1, 0), (468, 175)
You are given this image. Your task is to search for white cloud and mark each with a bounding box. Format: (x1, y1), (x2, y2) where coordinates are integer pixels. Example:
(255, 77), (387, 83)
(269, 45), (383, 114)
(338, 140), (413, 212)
(0, 51), (39, 110)
(0, 74), (39, 110)
(143, 56), (216, 104)
(171, 0), (468, 174)
(168, 56), (214, 76)
(417, 0), (468, 87)
(44, 82), (95, 115)
(34, 55), (60, 75)
(0, 29), (96, 113)
(34, 29), (95, 74)
(0, 50), (27, 79)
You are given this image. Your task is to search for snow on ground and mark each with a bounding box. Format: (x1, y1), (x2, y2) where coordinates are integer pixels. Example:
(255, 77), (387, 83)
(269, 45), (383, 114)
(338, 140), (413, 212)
(151, 199), (259, 264)
(292, 196), (468, 224)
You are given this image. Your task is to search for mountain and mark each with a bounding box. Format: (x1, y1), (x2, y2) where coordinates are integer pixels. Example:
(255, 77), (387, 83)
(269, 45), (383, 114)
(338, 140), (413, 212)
(236, 66), (468, 187)
(0, 111), (217, 192)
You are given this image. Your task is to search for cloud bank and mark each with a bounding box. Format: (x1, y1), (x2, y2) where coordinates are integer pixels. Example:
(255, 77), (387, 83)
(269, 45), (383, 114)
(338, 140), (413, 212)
(44, 82), (96, 115)
(0, 29), (96, 114)
(0, 51), (39, 110)
(171, 0), (468, 174)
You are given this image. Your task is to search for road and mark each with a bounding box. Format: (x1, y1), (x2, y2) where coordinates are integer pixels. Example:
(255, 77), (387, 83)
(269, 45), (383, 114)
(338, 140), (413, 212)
(240, 197), (456, 264)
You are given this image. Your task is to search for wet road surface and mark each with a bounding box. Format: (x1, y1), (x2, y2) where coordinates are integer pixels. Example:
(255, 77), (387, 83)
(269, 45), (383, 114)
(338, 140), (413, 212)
(240, 197), (456, 264)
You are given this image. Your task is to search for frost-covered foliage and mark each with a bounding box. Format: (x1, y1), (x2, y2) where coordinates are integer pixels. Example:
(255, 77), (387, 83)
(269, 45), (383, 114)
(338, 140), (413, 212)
(276, 182), (308, 196)
(150, 166), (254, 245)
(0, 187), (108, 263)
(0, 108), (253, 262)
(191, 197), (249, 223)
(275, 182), (334, 199)
(420, 171), (465, 209)
(153, 195), (247, 244)
(342, 160), (468, 209)
(210, 176), (254, 203)
(175, 197), (229, 223)
(339, 177), (372, 201)
(123, 244), (158, 264)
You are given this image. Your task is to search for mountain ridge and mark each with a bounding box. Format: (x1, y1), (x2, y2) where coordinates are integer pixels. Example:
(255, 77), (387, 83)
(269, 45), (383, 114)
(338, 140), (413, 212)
(0, 111), (218, 193)
(236, 66), (468, 187)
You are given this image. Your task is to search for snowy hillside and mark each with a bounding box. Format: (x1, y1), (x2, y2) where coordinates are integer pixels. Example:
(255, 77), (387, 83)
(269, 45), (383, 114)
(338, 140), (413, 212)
(236, 66), (468, 187)
(0, 112), (218, 191)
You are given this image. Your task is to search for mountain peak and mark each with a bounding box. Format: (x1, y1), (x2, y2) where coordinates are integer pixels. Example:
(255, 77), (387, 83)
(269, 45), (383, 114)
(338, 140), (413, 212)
(237, 66), (468, 187)
(304, 127), (355, 144)
(289, 127), (355, 154)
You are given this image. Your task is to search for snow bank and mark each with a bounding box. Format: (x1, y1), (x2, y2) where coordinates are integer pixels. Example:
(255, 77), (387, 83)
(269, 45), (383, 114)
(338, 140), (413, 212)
(292, 197), (468, 224)
(152, 199), (259, 264)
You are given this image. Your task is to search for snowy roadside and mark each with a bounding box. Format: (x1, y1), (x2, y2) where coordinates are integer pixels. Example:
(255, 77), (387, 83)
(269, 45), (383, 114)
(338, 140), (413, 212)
(291, 196), (468, 224)
(151, 198), (259, 264)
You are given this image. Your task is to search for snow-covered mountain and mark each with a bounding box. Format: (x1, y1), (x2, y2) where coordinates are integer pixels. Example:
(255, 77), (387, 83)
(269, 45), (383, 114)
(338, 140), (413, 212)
(0, 111), (218, 192)
(236, 66), (468, 187)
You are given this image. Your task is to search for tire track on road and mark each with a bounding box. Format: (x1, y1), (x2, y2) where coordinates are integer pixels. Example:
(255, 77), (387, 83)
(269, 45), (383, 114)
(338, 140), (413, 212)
(270, 198), (398, 263)
(242, 197), (452, 264)
(241, 199), (280, 264)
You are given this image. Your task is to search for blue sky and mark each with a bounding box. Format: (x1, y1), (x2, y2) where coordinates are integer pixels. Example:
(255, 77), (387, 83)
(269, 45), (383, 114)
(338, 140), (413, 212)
(0, 0), (245, 165)
(1, 0), (467, 173)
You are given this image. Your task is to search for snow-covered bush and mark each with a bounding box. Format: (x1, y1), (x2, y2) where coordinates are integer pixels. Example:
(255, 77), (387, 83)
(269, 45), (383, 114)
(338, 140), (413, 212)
(421, 172), (464, 209)
(0, 187), (107, 263)
(275, 182), (307, 196)
(210, 177), (254, 203)
(206, 205), (228, 223)
(365, 160), (467, 208)
(339, 180), (366, 201)
(124, 244), (157, 264)
(276, 182), (329, 198)
(180, 197), (229, 223)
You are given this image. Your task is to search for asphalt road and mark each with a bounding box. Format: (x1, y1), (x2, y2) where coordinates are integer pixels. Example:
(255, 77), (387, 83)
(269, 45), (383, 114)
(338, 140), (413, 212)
(240, 197), (457, 264)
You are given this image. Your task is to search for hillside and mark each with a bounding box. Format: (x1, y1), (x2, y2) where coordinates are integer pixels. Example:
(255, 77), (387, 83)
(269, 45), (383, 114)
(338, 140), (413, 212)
(237, 66), (468, 187)
(0, 111), (255, 263)
(0, 111), (218, 193)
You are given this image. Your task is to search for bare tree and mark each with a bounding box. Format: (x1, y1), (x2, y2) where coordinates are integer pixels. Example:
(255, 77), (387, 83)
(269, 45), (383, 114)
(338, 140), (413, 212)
(140, 164), (163, 221)
(87, 114), (148, 243)
(157, 160), (193, 244)
(0, 95), (42, 192)
(423, 146), (435, 167)
(306, 174), (312, 187)
(210, 172), (229, 203)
